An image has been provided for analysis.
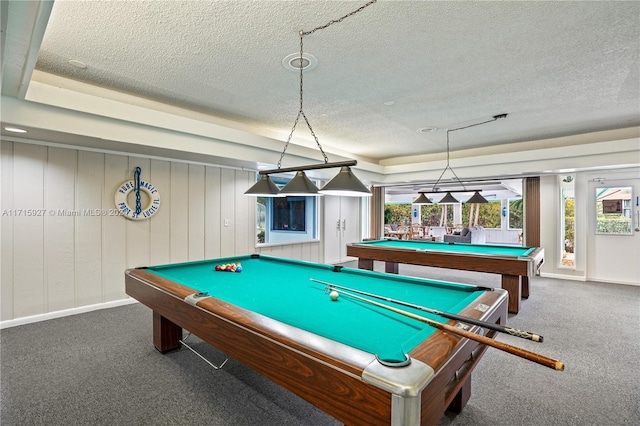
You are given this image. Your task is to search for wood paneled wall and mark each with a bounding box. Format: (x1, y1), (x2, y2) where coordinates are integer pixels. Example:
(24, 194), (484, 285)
(0, 141), (322, 322)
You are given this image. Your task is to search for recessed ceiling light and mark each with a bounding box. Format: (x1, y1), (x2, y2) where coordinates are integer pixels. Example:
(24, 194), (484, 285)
(68, 60), (87, 69)
(3, 126), (27, 133)
(282, 53), (318, 72)
(383, 100), (395, 106)
(417, 127), (437, 133)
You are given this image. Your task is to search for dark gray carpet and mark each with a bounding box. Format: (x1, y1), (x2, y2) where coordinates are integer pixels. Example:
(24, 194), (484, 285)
(2, 264), (639, 426)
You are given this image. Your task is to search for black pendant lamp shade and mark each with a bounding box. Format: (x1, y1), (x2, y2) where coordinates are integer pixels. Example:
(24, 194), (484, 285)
(319, 166), (372, 197)
(438, 192), (459, 204)
(466, 191), (489, 204)
(412, 193), (432, 204)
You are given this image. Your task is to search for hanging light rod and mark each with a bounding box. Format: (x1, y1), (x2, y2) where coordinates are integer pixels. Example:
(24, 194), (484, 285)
(420, 189), (485, 194)
(257, 160), (357, 176)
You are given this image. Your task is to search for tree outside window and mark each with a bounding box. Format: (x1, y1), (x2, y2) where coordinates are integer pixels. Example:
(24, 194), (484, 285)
(508, 199), (523, 230)
(461, 201), (501, 228)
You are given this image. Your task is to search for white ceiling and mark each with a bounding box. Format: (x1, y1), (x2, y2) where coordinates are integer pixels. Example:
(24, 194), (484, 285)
(1, 0), (639, 191)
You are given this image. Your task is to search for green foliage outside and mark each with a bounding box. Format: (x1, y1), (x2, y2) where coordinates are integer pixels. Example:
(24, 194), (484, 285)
(596, 216), (632, 234)
(508, 199), (524, 229)
(564, 198), (575, 251)
(461, 201), (502, 228)
(420, 204), (453, 226)
(385, 204), (456, 227)
(595, 200), (632, 234)
(385, 204), (412, 225)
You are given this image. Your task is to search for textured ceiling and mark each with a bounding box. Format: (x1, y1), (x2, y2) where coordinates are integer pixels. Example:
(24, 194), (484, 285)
(9, 0), (635, 164)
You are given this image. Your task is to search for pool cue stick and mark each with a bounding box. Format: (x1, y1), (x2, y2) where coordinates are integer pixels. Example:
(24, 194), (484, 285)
(330, 287), (565, 371)
(310, 278), (543, 342)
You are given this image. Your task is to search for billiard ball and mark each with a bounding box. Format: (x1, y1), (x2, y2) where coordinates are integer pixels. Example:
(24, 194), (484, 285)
(329, 290), (339, 301)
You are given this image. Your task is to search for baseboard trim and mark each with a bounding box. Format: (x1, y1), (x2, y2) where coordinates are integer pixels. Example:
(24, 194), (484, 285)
(540, 272), (586, 282)
(540, 272), (639, 286)
(0, 298), (139, 329)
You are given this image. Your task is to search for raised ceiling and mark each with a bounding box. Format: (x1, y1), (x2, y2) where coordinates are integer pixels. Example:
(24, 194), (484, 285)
(1, 0), (639, 186)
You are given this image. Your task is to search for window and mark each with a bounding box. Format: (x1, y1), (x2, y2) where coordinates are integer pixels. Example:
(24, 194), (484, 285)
(560, 175), (575, 268)
(254, 176), (319, 245)
(272, 197), (306, 231)
(595, 186), (632, 235)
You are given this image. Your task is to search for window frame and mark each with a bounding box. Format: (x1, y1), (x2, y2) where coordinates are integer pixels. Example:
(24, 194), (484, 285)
(254, 175), (320, 246)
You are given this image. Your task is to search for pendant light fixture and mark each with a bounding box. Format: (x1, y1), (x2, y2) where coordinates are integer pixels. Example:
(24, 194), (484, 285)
(245, 1), (377, 198)
(418, 114), (507, 204)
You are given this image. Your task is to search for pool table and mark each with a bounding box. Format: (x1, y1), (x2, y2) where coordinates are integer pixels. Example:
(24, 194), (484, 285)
(346, 239), (544, 314)
(125, 254), (508, 426)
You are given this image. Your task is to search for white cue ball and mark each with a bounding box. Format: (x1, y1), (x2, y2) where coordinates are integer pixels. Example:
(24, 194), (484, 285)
(329, 290), (339, 301)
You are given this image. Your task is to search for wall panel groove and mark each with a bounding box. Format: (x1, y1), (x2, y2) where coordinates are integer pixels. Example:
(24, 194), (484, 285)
(1, 141), (15, 321)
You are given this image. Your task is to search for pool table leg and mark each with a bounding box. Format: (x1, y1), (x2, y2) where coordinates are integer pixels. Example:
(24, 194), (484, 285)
(356, 258), (399, 274)
(385, 261), (399, 274)
(521, 276), (530, 299)
(501, 275), (521, 314)
(153, 311), (182, 353)
(357, 258), (374, 271)
(448, 376), (471, 413)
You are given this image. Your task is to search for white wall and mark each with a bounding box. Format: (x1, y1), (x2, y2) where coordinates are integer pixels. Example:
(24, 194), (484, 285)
(539, 167), (640, 285)
(0, 140), (321, 324)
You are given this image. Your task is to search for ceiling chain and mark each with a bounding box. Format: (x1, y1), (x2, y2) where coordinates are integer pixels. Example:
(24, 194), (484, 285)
(301, 0), (378, 37)
(277, 0), (378, 169)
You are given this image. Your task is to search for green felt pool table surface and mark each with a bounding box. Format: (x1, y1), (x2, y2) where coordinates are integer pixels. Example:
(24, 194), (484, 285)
(146, 254), (485, 363)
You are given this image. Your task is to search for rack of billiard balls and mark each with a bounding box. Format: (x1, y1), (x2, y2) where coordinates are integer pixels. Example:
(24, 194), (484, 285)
(215, 262), (242, 272)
